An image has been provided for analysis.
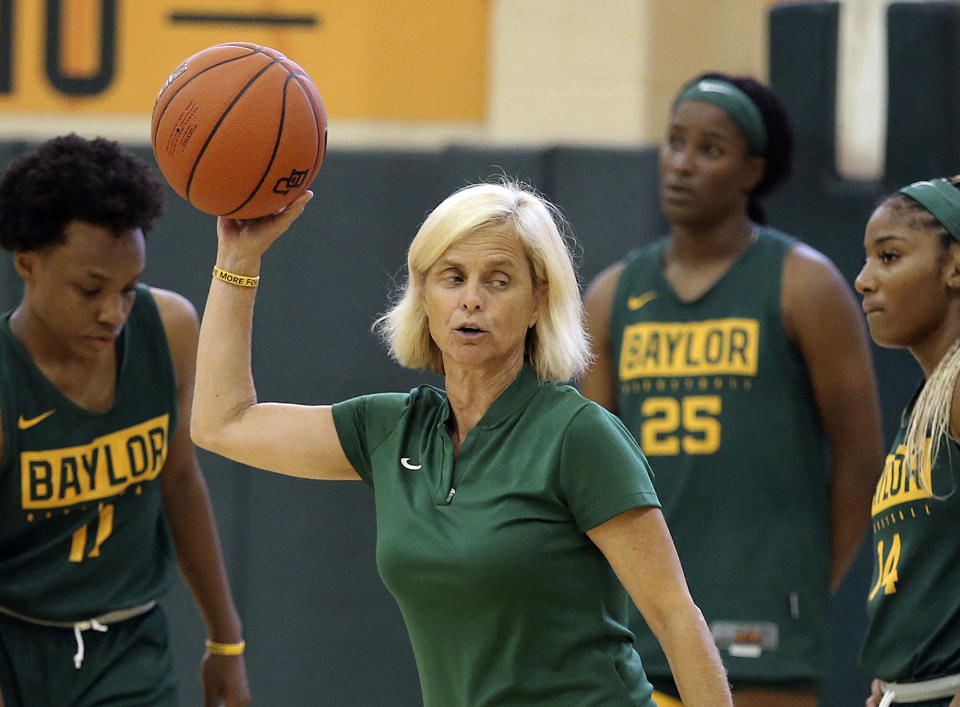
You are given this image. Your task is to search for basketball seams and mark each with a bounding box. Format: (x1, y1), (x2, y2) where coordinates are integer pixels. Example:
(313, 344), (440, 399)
(151, 49), (260, 147)
(290, 74), (325, 185)
(223, 71), (293, 217)
(184, 57), (285, 202)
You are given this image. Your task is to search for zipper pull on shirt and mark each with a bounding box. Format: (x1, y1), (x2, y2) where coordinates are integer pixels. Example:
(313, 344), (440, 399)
(445, 488), (456, 504)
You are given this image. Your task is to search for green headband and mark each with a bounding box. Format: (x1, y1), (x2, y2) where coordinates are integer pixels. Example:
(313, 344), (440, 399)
(899, 179), (960, 242)
(677, 79), (768, 155)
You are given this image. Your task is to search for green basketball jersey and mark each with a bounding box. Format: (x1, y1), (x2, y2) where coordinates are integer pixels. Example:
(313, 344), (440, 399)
(859, 391), (960, 682)
(332, 364), (661, 706)
(0, 285), (178, 621)
(609, 228), (831, 683)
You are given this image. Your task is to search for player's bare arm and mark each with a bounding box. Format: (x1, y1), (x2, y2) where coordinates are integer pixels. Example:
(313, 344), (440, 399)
(153, 287), (250, 707)
(781, 245), (885, 590)
(581, 261), (625, 412)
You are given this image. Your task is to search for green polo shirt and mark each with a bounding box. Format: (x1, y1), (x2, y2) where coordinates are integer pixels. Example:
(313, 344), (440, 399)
(332, 364), (661, 707)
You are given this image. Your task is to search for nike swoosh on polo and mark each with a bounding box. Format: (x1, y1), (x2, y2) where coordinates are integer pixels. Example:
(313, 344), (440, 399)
(400, 458), (422, 470)
(627, 291), (658, 311)
(18, 409), (56, 430)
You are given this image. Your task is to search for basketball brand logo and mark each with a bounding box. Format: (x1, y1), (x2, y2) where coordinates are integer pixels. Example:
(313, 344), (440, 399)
(156, 61), (188, 103)
(273, 169), (309, 194)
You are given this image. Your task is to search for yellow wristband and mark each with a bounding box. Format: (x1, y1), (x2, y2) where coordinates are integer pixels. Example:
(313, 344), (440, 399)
(213, 266), (259, 288)
(205, 638), (246, 656)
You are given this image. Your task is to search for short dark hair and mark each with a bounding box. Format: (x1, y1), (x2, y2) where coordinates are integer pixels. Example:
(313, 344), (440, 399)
(0, 133), (165, 251)
(680, 72), (795, 225)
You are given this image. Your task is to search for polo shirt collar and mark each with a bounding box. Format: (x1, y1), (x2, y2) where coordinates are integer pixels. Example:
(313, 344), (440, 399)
(471, 362), (542, 429)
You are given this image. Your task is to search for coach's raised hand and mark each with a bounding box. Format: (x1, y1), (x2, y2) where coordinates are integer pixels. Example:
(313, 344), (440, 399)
(214, 190), (314, 280)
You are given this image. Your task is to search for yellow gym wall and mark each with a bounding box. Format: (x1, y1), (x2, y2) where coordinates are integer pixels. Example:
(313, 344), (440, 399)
(489, 0), (770, 146)
(0, 0), (773, 146)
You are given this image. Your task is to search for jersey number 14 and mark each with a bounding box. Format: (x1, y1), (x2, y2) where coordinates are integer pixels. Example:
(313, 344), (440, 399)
(868, 533), (901, 599)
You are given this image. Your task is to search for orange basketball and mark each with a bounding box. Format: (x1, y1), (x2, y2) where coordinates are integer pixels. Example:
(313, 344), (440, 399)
(151, 42), (327, 219)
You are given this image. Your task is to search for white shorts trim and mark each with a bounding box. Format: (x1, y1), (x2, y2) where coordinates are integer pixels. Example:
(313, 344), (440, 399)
(880, 672), (960, 704)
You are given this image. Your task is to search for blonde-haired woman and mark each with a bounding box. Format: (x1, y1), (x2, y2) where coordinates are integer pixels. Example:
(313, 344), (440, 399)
(376, 182), (586, 381)
(191, 181), (732, 706)
(857, 177), (960, 707)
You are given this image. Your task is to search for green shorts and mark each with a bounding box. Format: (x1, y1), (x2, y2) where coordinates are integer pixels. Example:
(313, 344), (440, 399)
(0, 605), (177, 707)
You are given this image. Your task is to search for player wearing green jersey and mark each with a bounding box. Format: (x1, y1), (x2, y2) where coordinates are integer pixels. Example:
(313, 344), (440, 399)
(0, 135), (249, 707)
(857, 177), (960, 707)
(581, 73), (885, 707)
(190, 180), (733, 706)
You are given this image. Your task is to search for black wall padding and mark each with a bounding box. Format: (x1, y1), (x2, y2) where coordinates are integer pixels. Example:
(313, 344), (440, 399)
(550, 146), (666, 281)
(769, 1), (840, 179)
(885, 2), (960, 189)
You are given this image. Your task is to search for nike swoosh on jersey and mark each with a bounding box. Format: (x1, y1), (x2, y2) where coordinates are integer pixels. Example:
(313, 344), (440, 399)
(400, 458), (422, 470)
(627, 291), (658, 310)
(18, 409), (56, 430)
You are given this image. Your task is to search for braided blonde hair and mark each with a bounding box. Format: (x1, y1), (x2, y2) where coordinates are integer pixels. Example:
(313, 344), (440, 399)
(904, 336), (960, 475)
